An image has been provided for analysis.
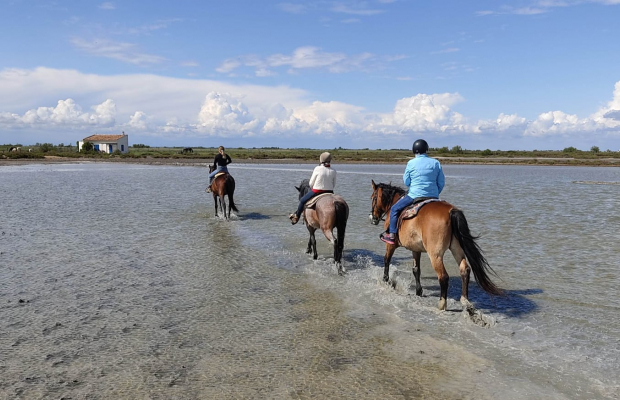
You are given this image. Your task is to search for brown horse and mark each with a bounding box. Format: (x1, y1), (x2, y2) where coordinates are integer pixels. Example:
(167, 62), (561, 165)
(295, 179), (349, 275)
(370, 180), (501, 310)
(208, 165), (238, 219)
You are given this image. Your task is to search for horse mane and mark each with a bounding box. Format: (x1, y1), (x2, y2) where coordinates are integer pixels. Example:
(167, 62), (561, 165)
(377, 183), (406, 205)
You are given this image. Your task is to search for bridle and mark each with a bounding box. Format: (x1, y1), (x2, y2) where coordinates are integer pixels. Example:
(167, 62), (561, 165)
(370, 189), (388, 223)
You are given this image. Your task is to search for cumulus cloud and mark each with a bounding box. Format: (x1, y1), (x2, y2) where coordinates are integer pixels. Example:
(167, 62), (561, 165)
(0, 99), (116, 128)
(2, 67), (620, 145)
(196, 92), (260, 136)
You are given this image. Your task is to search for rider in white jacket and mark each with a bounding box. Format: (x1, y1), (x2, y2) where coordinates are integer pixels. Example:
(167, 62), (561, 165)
(289, 152), (337, 225)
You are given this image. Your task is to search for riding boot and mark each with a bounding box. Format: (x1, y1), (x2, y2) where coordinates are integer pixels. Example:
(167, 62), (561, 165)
(289, 213), (299, 225)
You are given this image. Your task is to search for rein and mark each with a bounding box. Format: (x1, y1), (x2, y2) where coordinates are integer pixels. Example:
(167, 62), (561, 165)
(372, 186), (404, 222)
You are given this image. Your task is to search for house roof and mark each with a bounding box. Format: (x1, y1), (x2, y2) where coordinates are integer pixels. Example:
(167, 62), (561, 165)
(83, 134), (126, 142)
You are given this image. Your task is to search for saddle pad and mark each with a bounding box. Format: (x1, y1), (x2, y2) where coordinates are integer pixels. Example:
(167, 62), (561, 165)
(214, 172), (227, 178)
(402, 198), (443, 220)
(305, 193), (332, 209)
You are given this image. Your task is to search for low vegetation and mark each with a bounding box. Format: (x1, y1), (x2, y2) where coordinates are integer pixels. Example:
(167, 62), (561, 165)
(1, 143), (619, 166)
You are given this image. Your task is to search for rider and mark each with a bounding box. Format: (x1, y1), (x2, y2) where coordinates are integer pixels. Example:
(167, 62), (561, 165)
(289, 152), (337, 225)
(206, 146), (232, 193)
(380, 139), (445, 245)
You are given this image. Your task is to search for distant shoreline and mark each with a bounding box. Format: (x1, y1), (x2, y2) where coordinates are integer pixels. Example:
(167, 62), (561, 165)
(2, 156), (620, 167)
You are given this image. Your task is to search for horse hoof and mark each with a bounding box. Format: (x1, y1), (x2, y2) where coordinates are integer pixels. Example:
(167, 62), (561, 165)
(438, 298), (447, 311)
(416, 288), (423, 297)
(460, 296), (472, 306)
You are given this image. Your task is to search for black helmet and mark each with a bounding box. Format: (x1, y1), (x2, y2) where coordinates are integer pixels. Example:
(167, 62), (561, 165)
(412, 139), (429, 154)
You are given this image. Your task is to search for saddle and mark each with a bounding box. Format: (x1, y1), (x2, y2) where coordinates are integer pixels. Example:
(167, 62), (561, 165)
(396, 198), (444, 230)
(214, 172), (227, 179)
(304, 193), (333, 209)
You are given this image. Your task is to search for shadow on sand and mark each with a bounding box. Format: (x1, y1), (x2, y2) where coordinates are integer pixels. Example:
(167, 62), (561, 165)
(343, 248), (540, 318)
(238, 212), (271, 221)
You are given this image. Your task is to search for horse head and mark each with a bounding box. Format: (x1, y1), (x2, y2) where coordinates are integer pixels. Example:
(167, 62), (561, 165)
(295, 179), (311, 200)
(208, 164), (215, 173)
(370, 180), (405, 225)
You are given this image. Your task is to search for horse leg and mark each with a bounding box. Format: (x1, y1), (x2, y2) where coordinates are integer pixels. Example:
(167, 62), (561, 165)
(383, 245), (396, 283)
(429, 253), (449, 311)
(411, 251), (423, 296)
(307, 227), (318, 260)
(221, 195), (227, 220)
(213, 195), (218, 217)
(450, 241), (471, 305)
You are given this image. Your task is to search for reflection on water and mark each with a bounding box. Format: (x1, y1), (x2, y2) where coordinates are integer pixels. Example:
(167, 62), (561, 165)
(1, 163), (619, 399)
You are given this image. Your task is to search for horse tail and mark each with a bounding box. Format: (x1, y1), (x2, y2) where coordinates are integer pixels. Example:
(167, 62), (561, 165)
(450, 208), (502, 295)
(226, 176), (239, 212)
(334, 200), (348, 259)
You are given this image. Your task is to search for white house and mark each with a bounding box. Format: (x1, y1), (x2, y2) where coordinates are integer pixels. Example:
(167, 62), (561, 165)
(79, 133), (129, 154)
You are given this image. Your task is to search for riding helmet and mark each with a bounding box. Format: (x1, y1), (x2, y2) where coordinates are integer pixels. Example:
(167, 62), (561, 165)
(412, 139), (429, 154)
(319, 152), (332, 164)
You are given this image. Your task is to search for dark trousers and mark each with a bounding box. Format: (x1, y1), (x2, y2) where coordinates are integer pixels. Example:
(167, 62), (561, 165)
(388, 196), (436, 234)
(295, 190), (333, 218)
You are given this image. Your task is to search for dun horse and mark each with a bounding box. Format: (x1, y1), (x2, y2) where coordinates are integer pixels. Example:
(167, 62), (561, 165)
(370, 180), (501, 310)
(208, 165), (238, 220)
(295, 179), (349, 275)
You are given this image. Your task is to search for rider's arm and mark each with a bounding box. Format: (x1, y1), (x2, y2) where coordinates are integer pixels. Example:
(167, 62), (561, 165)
(309, 167), (320, 188)
(403, 162), (413, 187)
(437, 163), (445, 194)
(225, 154), (232, 165)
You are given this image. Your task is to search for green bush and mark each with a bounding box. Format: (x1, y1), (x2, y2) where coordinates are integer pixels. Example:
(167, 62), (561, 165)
(38, 143), (55, 153)
(81, 141), (94, 152)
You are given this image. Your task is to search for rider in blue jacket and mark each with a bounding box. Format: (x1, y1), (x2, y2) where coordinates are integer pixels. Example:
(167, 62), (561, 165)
(380, 139), (445, 245)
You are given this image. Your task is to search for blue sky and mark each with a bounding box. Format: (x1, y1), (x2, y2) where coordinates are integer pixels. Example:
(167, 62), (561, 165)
(1, 0), (620, 150)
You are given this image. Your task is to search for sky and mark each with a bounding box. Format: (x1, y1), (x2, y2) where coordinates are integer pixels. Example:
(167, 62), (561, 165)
(1, 0), (620, 150)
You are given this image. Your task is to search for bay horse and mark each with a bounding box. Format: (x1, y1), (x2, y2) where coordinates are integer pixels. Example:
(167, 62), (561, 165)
(370, 180), (501, 310)
(295, 179), (349, 275)
(208, 165), (238, 220)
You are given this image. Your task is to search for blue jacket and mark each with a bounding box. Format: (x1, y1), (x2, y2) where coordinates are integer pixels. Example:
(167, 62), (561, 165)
(403, 154), (445, 199)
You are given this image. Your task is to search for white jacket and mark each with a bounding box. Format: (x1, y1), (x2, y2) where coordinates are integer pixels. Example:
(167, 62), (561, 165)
(309, 165), (336, 191)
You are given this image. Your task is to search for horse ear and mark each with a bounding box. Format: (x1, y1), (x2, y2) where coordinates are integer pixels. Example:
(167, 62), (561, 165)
(295, 186), (300, 192)
(371, 180), (376, 190)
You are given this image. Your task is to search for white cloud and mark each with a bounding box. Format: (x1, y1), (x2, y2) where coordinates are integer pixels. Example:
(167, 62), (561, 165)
(2, 67), (620, 145)
(330, 3), (384, 15)
(217, 46), (398, 76)
(71, 38), (166, 65)
(127, 111), (148, 130)
(478, 0), (619, 15)
(0, 99), (116, 128)
(196, 92), (261, 136)
(98, 2), (116, 10)
(278, 3), (307, 13)
(432, 48), (460, 54)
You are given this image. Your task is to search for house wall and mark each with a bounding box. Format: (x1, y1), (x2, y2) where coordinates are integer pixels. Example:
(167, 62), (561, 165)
(117, 136), (129, 153)
(78, 136), (129, 153)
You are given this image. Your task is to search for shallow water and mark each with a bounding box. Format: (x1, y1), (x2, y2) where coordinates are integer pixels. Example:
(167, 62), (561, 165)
(0, 162), (619, 399)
